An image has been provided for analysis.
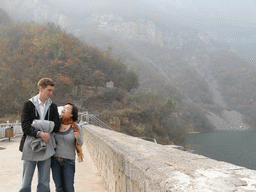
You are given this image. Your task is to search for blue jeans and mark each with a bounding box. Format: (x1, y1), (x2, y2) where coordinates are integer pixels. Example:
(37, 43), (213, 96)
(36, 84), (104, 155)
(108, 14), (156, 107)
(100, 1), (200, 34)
(51, 157), (75, 192)
(19, 158), (51, 192)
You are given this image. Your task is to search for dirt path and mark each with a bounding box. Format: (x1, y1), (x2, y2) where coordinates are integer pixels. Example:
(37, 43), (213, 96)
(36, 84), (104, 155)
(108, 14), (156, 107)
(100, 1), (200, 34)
(0, 136), (108, 192)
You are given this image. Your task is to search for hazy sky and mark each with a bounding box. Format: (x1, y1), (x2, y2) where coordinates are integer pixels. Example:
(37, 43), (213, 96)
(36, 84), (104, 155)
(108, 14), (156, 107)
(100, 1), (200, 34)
(51, 0), (256, 30)
(152, 0), (256, 29)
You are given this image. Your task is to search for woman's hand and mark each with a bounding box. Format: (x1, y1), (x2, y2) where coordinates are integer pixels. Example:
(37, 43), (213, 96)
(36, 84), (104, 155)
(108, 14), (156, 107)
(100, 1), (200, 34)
(74, 131), (80, 139)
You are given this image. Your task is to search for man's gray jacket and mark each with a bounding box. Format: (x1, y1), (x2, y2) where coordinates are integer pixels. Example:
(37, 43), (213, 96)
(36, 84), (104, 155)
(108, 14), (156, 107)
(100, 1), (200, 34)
(22, 120), (56, 161)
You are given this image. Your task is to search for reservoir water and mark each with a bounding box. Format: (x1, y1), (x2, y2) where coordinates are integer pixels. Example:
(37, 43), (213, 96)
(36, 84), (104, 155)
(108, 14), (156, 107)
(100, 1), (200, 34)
(186, 130), (256, 170)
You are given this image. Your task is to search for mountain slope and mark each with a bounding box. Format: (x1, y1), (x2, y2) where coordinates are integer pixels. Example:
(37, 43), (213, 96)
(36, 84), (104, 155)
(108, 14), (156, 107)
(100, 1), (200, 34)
(75, 13), (255, 130)
(2, 1), (256, 130)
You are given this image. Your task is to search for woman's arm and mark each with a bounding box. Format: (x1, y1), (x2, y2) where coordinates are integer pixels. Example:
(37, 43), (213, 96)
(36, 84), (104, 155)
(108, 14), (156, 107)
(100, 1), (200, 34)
(75, 124), (83, 146)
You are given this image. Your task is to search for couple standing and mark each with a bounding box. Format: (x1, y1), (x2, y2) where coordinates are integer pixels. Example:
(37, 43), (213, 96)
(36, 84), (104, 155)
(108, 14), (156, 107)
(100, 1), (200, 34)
(19, 78), (83, 192)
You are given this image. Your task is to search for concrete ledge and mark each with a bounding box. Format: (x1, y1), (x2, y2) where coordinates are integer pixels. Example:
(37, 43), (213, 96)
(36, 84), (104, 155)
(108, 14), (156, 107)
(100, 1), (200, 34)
(83, 125), (256, 192)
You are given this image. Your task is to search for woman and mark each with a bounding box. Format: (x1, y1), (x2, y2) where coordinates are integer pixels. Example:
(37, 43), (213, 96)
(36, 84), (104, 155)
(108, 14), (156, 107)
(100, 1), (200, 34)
(51, 103), (83, 192)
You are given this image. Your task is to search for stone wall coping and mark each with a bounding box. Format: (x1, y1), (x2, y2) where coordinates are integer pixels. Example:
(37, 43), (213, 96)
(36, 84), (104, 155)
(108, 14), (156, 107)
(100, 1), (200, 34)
(84, 125), (256, 191)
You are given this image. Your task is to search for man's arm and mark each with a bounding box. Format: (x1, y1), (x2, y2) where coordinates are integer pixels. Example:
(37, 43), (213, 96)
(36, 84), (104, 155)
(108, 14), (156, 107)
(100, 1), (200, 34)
(51, 103), (61, 133)
(21, 101), (40, 137)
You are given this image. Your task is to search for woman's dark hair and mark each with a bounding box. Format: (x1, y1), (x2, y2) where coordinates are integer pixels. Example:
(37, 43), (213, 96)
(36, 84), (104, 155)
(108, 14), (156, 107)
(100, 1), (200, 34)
(65, 102), (78, 122)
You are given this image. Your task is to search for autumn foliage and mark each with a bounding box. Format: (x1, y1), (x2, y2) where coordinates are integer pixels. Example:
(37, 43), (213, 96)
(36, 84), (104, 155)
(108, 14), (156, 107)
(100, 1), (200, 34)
(0, 18), (138, 115)
(0, 9), (214, 145)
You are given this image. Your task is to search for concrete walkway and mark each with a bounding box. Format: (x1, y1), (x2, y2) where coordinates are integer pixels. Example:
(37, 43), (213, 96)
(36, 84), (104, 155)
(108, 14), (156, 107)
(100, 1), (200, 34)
(0, 135), (108, 192)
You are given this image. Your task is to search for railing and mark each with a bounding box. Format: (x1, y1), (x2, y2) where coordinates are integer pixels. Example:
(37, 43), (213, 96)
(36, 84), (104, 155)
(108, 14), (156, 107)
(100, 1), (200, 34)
(78, 112), (159, 143)
(79, 112), (112, 130)
(0, 121), (22, 139)
(0, 111), (111, 139)
(79, 112), (157, 143)
(0, 110), (113, 139)
(0, 113), (158, 143)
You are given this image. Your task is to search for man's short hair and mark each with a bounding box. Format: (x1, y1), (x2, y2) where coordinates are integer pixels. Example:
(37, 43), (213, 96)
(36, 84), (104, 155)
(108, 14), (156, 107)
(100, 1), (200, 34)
(37, 78), (55, 88)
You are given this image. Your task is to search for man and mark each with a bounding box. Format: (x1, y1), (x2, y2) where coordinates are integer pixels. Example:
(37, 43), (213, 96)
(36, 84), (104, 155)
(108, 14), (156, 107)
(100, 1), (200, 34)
(19, 78), (61, 192)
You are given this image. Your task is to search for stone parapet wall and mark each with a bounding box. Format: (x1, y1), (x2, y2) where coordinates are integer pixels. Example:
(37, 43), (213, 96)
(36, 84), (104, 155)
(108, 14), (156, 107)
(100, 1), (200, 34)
(83, 125), (256, 192)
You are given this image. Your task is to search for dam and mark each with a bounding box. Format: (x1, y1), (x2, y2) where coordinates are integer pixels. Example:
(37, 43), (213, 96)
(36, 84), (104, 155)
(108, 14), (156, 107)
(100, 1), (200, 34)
(1, 121), (256, 191)
(84, 124), (256, 191)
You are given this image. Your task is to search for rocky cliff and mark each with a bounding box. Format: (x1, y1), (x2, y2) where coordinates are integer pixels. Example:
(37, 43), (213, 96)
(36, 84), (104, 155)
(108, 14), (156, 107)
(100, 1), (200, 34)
(84, 13), (216, 50)
(82, 13), (250, 130)
(1, 0), (67, 28)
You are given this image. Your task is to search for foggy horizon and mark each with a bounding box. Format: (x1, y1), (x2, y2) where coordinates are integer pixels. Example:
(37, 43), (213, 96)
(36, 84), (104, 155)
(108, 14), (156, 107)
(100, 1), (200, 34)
(1, 0), (256, 45)
(48, 0), (256, 31)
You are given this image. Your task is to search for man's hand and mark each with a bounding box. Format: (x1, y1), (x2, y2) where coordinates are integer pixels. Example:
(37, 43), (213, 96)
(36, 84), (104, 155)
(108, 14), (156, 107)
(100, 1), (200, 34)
(38, 132), (50, 143)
